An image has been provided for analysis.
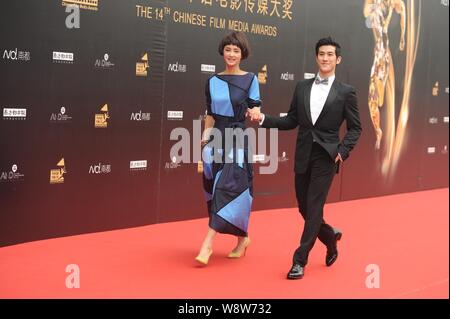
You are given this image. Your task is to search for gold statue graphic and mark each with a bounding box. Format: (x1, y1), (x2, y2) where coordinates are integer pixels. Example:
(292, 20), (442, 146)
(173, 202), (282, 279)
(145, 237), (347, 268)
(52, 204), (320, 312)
(364, 0), (406, 150)
(364, 0), (421, 177)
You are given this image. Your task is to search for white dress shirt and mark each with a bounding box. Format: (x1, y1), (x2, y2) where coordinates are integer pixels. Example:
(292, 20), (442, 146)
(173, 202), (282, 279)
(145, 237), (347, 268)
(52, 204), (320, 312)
(259, 73), (342, 161)
(310, 73), (335, 125)
(259, 74), (335, 126)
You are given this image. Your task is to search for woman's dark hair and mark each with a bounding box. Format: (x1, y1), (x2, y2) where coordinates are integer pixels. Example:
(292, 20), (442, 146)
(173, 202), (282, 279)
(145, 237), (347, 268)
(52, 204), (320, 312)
(218, 31), (251, 60)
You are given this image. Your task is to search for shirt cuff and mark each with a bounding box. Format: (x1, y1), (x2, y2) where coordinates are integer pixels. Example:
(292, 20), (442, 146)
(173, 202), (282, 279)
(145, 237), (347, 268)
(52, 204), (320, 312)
(259, 113), (265, 126)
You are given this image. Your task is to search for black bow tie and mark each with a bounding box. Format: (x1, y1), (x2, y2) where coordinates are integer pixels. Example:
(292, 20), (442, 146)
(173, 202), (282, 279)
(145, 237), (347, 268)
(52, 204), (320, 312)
(315, 77), (329, 85)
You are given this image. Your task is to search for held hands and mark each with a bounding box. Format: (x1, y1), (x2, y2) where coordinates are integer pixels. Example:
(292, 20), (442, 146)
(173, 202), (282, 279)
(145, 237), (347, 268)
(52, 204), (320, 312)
(246, 107), (262, 122)
(335, 153), (343, 163)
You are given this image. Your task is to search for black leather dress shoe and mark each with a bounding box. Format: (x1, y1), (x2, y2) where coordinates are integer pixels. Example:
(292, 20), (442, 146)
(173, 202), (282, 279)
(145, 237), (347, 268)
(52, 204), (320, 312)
(334, 228), (342, 241)
(325, 250), (338, 267)
(326, 229), (342, 267)
(287, 263), (304, 280)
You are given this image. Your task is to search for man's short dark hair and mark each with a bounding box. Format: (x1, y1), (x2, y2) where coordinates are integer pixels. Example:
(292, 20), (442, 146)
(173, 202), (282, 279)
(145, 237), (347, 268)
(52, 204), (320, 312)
(218, 31), (251, 60)
(315, 37), (341, 57)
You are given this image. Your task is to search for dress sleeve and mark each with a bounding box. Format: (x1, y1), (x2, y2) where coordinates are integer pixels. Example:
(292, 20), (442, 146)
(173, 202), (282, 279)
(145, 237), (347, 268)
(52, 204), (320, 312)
(205, 78), (212, 115)
(247, 74), (262, 108)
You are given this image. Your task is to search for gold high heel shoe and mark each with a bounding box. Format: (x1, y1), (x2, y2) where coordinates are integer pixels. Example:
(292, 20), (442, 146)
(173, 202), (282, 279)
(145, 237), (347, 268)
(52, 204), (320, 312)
(195, 249), (213, 265)
(227, 237), (251, 258)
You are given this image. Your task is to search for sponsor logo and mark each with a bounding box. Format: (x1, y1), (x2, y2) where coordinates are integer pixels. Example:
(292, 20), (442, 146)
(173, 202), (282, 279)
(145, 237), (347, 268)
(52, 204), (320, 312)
(94, 104), (109, 128)
(95, 53), (114, 69)
(253, 154), (266, 162)
(136, 53), (149, 76)
(165, 156), (181, 170)
(53, 51), (74, 64)
(167, 110), (183, 120)
(130, 111), (151, 121)
(130, 160), (147, 171)
(2, 48), (31, 61)
(3, 108), (26, 120)
(278, 151), (289, 162)
(89, 163), (111, 174)
(168, 62), (187, 73)
(50, 158), (67, 184)
(280, 72), (294, 81)
(62, 0), (99, 11)
(50, 107), (72, 123)
(432, 81), (439, 96)
(304, 72), (315, 79)
(427, 147), (436, 154)
(0, 164), (25, 182)
(429, 117), (438, 124)
(201, 64), (215, 73)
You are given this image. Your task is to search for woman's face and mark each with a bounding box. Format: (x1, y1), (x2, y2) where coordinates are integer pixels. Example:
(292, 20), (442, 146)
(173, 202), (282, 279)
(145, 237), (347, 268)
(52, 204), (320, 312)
(223, 44), (242, 68)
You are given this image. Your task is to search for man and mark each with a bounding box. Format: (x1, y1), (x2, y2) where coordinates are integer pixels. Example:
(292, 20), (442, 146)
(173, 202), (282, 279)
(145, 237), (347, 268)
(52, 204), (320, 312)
(250, 37), (362, 279)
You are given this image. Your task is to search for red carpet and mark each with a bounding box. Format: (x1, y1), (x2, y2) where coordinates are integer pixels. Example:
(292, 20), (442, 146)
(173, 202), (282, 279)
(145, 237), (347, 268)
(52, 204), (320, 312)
(0, 189), (448, 299)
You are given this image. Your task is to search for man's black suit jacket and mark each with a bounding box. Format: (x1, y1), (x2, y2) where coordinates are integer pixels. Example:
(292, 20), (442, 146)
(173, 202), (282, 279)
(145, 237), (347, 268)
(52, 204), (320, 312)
(262, 78), (362, 174)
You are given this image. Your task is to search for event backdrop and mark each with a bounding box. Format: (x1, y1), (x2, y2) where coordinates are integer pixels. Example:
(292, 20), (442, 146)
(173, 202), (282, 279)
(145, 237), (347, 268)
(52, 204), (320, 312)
(0, 0), (448, 246)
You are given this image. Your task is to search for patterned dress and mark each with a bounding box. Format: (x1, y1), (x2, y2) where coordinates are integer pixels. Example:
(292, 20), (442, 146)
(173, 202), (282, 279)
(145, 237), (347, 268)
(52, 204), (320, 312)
(202, 73), (262, 236)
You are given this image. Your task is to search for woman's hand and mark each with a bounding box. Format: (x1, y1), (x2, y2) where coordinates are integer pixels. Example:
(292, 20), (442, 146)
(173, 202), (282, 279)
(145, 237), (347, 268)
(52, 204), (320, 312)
(246, 107), (262, 122)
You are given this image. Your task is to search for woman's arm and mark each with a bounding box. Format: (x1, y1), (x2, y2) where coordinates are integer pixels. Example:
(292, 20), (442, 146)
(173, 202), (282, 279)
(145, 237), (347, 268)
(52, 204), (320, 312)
(202, 115), (215, 146)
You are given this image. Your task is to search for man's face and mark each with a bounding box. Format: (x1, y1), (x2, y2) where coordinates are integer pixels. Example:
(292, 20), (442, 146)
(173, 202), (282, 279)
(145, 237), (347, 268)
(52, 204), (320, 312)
(316, 45), (342, 75)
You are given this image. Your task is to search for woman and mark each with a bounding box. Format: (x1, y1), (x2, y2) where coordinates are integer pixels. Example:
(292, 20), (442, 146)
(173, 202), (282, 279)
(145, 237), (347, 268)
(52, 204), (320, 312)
(195, 31), (262, 265)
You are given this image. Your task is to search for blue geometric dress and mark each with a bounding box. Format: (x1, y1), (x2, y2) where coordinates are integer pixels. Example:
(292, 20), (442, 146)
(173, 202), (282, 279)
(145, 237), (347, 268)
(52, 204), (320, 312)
(202, 73), (261, 237)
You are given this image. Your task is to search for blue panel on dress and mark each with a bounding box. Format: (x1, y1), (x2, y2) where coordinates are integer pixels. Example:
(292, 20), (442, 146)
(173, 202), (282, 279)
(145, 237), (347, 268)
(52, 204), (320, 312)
(217, 188), (253, 232)
(227, 148), (245, 169)
(210, 77), (234, 117)
(202, 145), (213, 180)
(212, 169), (223, 194)
(248, 75), (260, 101)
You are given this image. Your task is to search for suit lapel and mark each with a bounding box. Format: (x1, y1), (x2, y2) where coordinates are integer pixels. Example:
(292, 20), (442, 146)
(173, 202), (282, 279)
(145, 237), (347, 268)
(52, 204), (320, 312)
(303, 79), (314, 125)
(315, 80), (339, 125)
